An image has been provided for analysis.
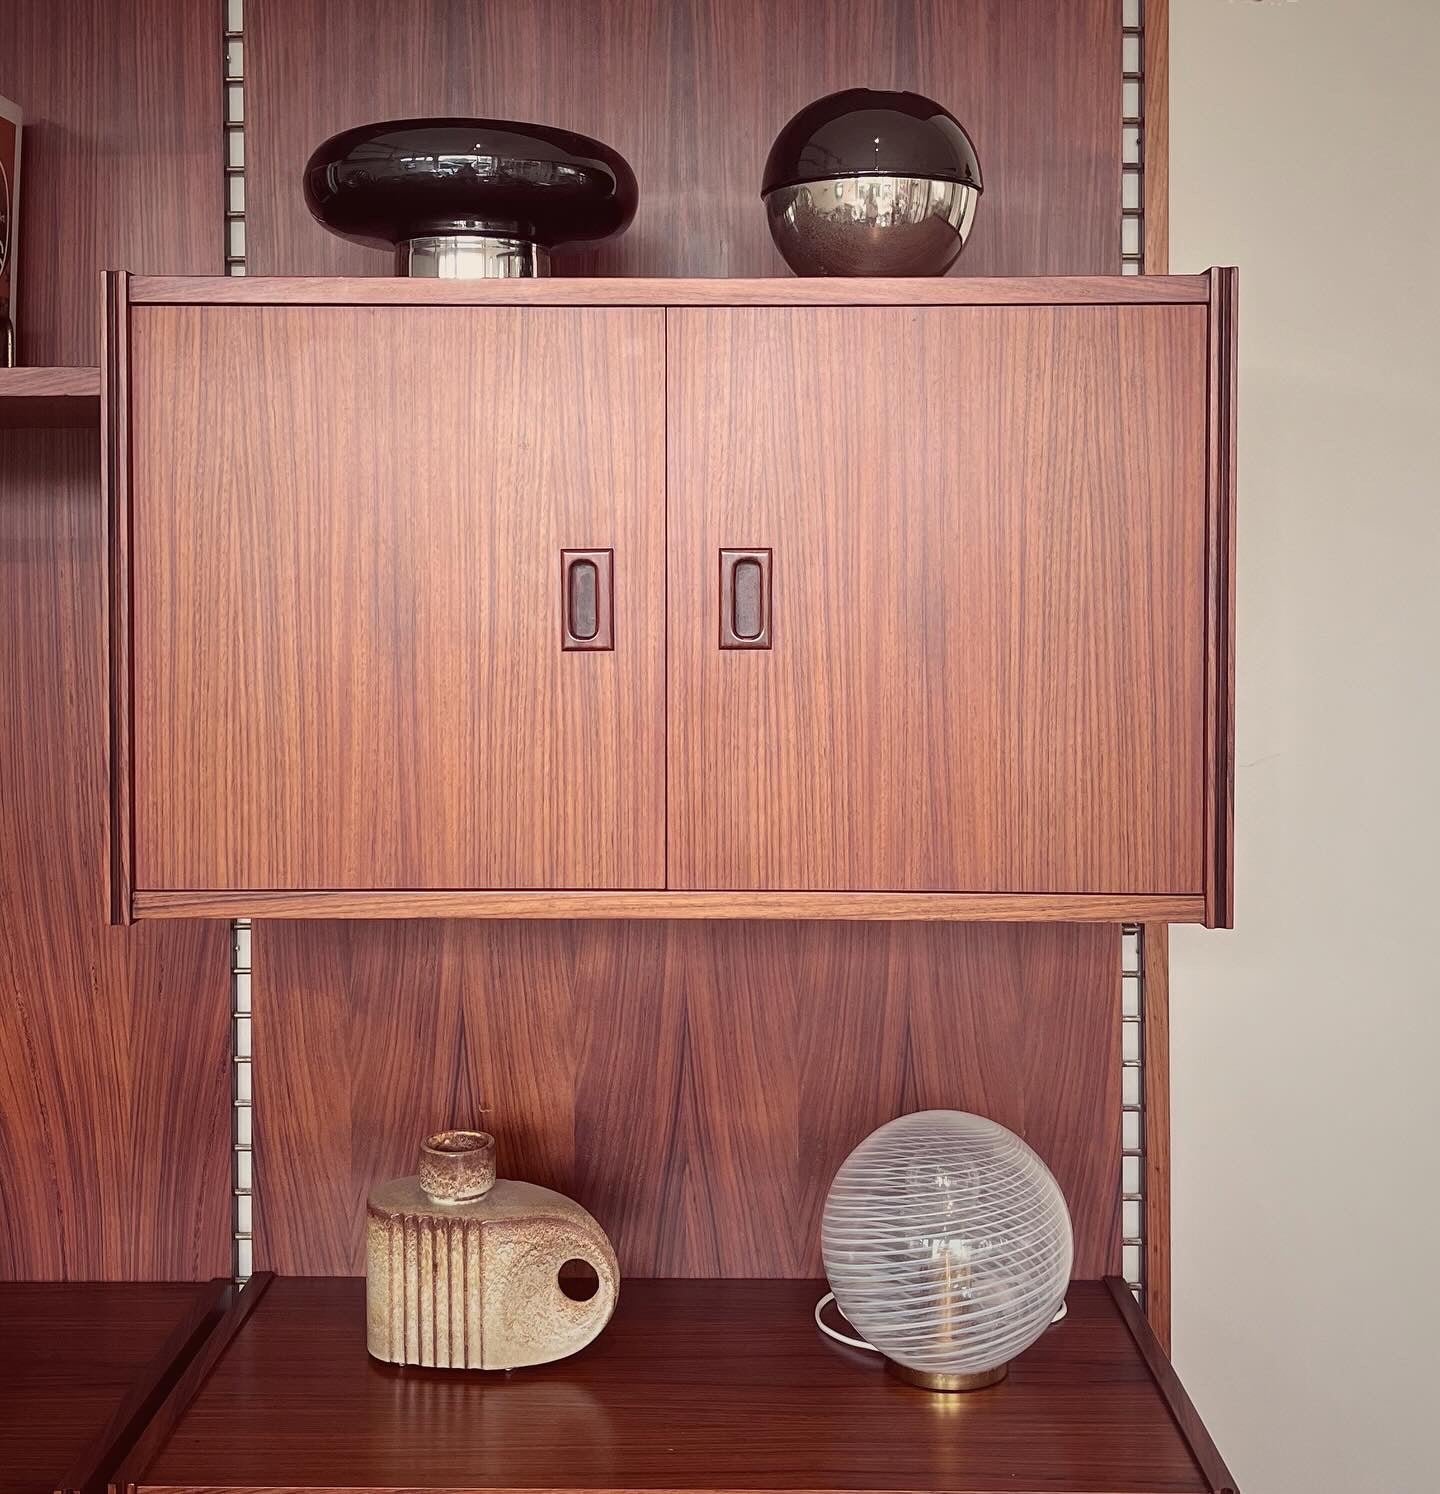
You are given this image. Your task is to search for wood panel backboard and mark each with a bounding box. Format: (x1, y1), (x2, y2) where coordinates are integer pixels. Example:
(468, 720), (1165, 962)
(0, 1), (229, 1278)
(253, 920), (1121, 1278)
(0, 433), (230, 1279)
(0, 0), (221, 365)
(244, 0), (1121, 280)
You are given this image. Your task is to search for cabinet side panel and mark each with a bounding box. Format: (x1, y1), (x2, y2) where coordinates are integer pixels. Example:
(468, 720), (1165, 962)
(1205, 267), (1239, 928)
(253, 920), (1120, 1279)
(667, 305), (1208, 895)
(129, 305), (666, 891)
(103, 271), (132, 925)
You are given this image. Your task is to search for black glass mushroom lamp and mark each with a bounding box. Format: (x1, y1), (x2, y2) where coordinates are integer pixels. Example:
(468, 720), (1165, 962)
(761, 89), (983, 277)
(303, 117), (638, 277)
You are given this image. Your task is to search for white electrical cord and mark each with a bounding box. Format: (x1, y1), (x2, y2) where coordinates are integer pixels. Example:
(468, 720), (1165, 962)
(814, 1291), (878, 1351)
(814, 1291), (1068, 1353)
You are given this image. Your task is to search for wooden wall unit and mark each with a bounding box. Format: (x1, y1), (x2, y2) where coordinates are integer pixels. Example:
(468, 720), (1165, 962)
(0, 0), (1199, 1373)
(0, 1), (230, 1280)
(244, 0), (1121, 280)
(0, 0), (1228, 1481)
(252, 920), (1121, 1279)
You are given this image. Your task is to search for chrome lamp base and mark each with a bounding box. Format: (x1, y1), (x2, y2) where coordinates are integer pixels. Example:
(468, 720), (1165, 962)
(396, 234), (551, 279)
(885, 1358), (1009, 1392)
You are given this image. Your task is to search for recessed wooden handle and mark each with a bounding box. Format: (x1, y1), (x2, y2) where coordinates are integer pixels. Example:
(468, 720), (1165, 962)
(720, 548), (772, 649)
(562, 549), (613, 650)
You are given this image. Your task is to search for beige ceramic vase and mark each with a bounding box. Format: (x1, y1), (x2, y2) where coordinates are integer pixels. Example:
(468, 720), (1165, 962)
(366, 1129), (619, 1370)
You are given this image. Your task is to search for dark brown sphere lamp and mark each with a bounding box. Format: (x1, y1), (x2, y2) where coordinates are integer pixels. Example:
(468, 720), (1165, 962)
(761, 89), (983, 276)
(303, 117), (638, 278)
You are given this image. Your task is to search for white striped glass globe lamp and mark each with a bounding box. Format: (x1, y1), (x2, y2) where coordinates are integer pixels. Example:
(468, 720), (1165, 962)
(821, 1110), (1073, 1390)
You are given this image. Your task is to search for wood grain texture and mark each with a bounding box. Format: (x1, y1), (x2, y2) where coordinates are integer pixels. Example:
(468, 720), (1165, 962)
(1142, 922), (1172, 1354)
(0, 367), (100, 427)
(0, 0), (221, 365)
(1108, 1277), (1238, 1494)
(135, 889), (1206, 921)
(668, 305), (1208, 894)
(1142, 0), (1169, 276)
(0, 1280), (217, 1494)
(244, 0), (1120, 281)
(112, 1276), (276, 1494)
(129, 275), (1210, 308)
(1204, 268), (1239, 928)
(0, 1), (229, 1280)
(0, 430), (231, 1279)
(128, 1277), (1215, 1494)
(58, 1280), (228, 1494)
(127, 305), (666, 891)
(251, 921), (1120, 1279)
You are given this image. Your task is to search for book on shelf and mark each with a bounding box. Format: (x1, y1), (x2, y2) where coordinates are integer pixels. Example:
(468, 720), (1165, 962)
(0, 95), (21, 368)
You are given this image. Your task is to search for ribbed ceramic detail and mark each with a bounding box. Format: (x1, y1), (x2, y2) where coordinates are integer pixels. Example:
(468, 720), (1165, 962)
(367, 1210), (486, 1368)
(822, 1110), (1073, 1378)
(366, 1169), (619, 1371)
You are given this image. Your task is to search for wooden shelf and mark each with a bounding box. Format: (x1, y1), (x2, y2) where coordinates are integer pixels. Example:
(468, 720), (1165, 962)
(129, 889), (1208, 922)
(130, 273), (1212, 308)
(0, 366), (101, 427)
(121, 1276), (1236, 1494)
(0, 1280), (227, 1494)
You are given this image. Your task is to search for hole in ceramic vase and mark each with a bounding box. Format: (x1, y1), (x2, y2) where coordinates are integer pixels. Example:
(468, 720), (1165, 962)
(558, 1258), (600, 1301)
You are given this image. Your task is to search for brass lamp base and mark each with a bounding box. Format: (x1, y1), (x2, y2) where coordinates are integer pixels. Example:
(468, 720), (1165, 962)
(885, 1359), (1009, 1392)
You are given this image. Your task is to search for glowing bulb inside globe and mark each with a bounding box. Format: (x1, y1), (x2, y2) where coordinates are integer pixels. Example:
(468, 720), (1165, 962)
(821, 1110), (1073, 1390)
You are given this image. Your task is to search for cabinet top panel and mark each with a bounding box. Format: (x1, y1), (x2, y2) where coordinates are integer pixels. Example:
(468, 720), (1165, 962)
(127, 273), (1215, 309)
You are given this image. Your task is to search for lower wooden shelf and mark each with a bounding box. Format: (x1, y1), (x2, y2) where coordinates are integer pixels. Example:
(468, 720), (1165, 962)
(118, 1276), (1235, 1494)
(0, 1279), (227, 1494)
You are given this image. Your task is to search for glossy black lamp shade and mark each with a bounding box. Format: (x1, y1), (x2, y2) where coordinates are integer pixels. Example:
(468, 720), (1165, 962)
(303, 117), (638, 276)
(761, 89), (982, 197)
(761, 89), (983, 277)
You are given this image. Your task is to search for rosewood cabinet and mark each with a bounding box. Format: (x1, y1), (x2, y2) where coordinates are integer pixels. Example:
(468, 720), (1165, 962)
(107, 273), (1236, 926)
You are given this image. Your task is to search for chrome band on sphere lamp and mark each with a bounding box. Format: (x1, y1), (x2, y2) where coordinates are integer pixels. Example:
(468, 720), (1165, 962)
(761, 88), (983, 277)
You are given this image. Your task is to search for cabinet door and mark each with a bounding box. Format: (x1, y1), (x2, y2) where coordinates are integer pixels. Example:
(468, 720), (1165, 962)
(667, 306), (1207, 893)
(130, 306), (665, 891)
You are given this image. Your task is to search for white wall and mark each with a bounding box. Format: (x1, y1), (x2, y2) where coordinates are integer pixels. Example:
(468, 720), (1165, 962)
(1168, 2), (1440, 1490)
